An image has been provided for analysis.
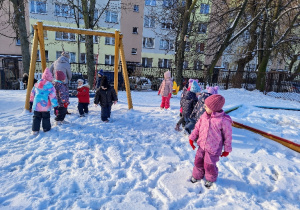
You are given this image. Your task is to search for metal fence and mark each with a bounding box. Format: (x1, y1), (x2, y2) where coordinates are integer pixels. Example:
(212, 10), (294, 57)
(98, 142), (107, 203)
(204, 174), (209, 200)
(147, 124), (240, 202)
(1, 61), (299, 102)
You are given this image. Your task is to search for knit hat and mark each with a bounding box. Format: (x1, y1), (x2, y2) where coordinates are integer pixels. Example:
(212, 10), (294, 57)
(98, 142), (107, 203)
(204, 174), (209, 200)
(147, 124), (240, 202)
(55, 71), (66, 81)
(98, 69), (104, 76)
(207, 86), (219, 94)
(205, 94), (225, 112)
(61, 51), (70, 58)
(42, 68), (53, 82)
(100, 75), (109, 88)
(190, 81), (201, 93)
(188, 79), (198, 88)
(164, 70), (171, 79)
(77, 79), (84, 83)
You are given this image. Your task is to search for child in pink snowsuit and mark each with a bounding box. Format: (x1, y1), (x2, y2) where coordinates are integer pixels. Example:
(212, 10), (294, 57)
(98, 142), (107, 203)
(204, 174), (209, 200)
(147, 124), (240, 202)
(158, 70), (173, 109)
(189, 94), (232, 188)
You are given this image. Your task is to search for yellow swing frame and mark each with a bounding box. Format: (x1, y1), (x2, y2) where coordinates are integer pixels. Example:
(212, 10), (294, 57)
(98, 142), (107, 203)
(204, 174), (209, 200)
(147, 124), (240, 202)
(25, 21), (133, 110)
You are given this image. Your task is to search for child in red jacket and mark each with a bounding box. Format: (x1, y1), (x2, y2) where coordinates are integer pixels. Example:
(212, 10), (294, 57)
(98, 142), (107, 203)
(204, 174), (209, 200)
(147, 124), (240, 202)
(76, 79), (90, 117)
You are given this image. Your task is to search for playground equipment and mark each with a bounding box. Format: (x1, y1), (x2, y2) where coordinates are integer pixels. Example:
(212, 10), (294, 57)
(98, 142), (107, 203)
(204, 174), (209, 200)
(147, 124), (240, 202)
(172, 81), (180, 95)
(225, 105), (300, 153)
(25, 21), (133, 110)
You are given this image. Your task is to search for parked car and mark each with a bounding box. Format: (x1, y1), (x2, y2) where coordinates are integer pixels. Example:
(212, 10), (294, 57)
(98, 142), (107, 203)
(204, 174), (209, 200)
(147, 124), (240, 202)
(129, 77), (152, 91)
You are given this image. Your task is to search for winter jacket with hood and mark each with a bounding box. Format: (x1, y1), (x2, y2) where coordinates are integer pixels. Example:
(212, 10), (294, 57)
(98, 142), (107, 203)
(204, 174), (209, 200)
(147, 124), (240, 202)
(94, 76), (118, 107)
(77, 84), (90, 103)
(180, 91), (198, 118)
(30, 79), (58, 112)
(158, 71), (173, 97)
(190, 92), (212, 121)
(50, 56), (72, 83)
(189, 110), (233, 156)
(53, 80), (69, 107)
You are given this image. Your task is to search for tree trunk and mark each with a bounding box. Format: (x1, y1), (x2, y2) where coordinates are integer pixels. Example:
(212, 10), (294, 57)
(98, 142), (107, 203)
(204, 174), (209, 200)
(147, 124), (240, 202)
(175, 0), (192, 89)
(85, 35), (94, 87)
(11, 0), (30, 74)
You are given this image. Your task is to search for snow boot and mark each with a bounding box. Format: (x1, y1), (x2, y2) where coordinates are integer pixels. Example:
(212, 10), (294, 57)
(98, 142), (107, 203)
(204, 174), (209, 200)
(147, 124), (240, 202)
(190, 176), (199, 183)
(32, 131), (39, 135)
(204, 180), (214, 189)
(175, 124), (182, 131)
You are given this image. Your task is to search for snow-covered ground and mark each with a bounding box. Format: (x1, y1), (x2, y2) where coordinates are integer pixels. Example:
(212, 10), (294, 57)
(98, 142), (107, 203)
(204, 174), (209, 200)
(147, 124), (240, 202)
(0, 89), (299, 209)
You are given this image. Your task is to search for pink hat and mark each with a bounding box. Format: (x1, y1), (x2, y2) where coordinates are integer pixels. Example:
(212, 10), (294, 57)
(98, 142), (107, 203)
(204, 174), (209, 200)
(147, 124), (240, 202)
(55, 71), (66, 81)
(164, 70), (171, 79)
(207, 86), (219, 94)
(205, 94), (225, 112)
(42, 68), (53, 82)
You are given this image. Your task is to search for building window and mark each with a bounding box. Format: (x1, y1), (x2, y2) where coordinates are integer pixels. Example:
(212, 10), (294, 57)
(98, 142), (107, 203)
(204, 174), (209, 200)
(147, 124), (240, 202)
(105, 55), (115, 65)
(143, 37), (155, 48)
(16, 38), (21, 46)
(105, 11), (118, 23)
(142, 57), (153, 67)
(69, 52), (76, 63)
(133, 5), (139, 12)
(161, 21), (174, 29)
(194, 60), (202, 70)
(198, 23), (208, 34)
(200, 3), (210, 14)
(105, 37), (115, 45)
(158, 59), (172, 68)
(159, 39), (174, 50)
(131, 48), (137, 55)
(183, 60), (189, 69)
(196, 42), (205, 53)
(133, 27), (138, 34)
(80, 53), (86, 63)
(54, 3), (74, 17)
(56, 51), (62, 59)
(30, 1), (47, 13)
(94, 36), (98, 43)
(144, 16), (155, 28)
(55, 32), (76, 41)
(145, 0), (156, 6)
(185, 42), (190, 52)
(163, 0), (175, 8)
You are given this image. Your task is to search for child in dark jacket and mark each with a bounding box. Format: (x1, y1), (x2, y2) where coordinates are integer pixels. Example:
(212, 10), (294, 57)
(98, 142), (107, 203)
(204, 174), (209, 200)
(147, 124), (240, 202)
(30, 68), (58, 134)
(180, 81), (202, 131)
(184, 86), (219, 134)
(94, 76), (118, 122)
(53, 71), (70, 125)
(76, 79), (90, 117)
(95, 69), (104, 89)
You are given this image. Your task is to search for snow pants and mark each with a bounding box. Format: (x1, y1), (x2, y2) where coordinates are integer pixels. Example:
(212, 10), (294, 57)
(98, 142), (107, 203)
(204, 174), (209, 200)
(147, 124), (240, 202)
(101, 105), (112, 121)
(160, 96), (170, 109)
(54, 107), (67, 122)
(78, 103), (89, 115)
(32, 111), (51, 132)
(192, 146), (220, 182)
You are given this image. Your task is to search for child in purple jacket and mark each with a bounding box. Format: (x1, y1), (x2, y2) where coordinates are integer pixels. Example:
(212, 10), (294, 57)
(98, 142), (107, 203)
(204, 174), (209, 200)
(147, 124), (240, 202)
(189, 94), (232, 188)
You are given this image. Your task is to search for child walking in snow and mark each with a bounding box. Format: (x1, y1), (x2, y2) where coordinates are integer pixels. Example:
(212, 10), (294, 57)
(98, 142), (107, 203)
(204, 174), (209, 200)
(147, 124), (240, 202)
(76, 79), (90, 117)
(30, 68), (58, 135)
(94, 76), (118, 122)
(175, 79), (198, 131)
(180, 81), (202, 132)
(189, 94), (232, 188)
(184, 86), (219, 134)
(158, 70), (173, 109)
(53, 71), (70, 125)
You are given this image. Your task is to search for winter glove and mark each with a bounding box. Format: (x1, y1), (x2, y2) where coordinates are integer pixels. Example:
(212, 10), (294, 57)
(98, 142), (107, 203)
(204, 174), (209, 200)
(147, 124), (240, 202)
(221, 151), (229, 157)
(29, 102), (33, 112)
(168, 93), (172, 98)
(158, 90), (160, 95)
(63, 103), (69, 108)
(189, 139), (196, 150)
